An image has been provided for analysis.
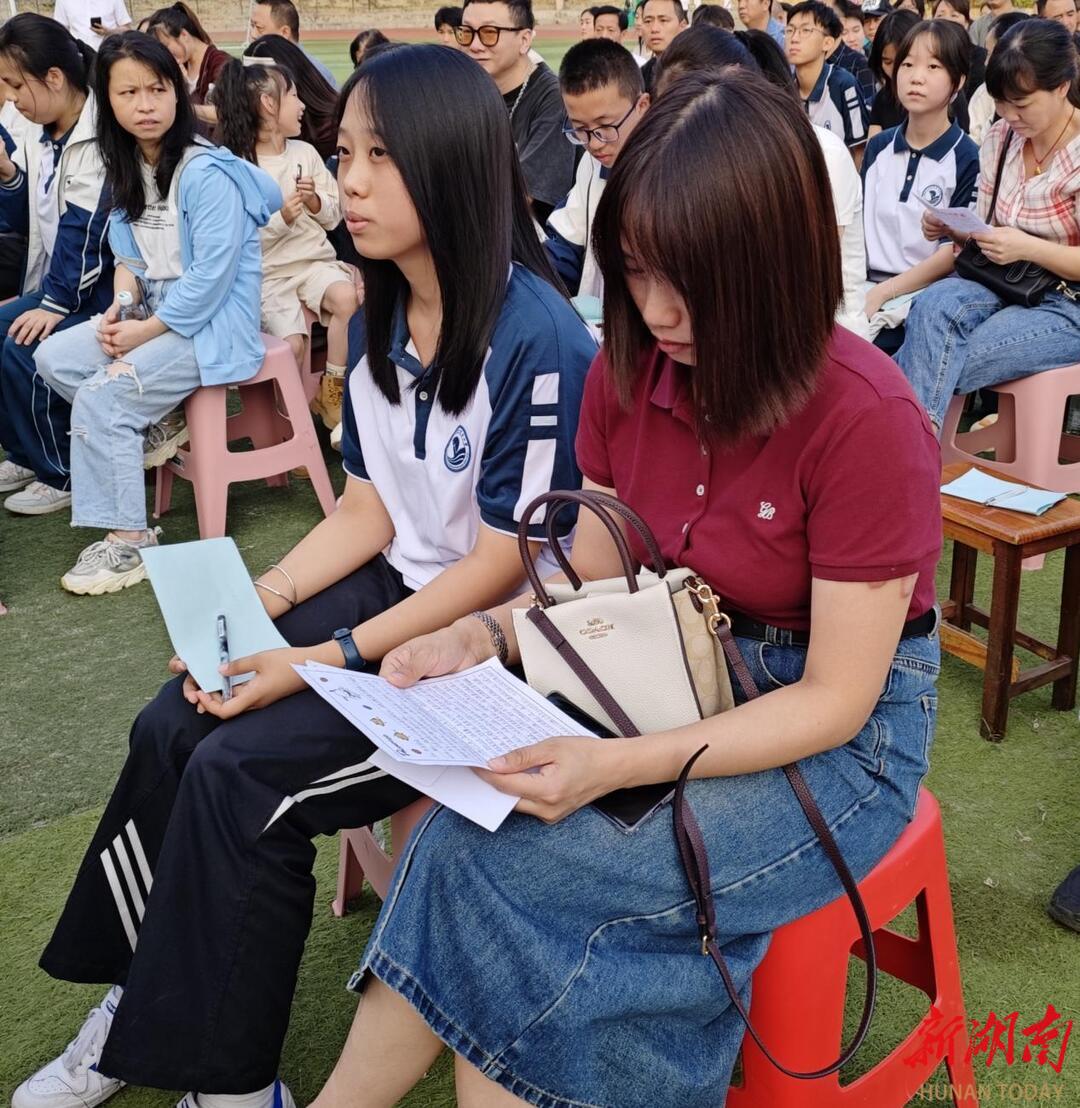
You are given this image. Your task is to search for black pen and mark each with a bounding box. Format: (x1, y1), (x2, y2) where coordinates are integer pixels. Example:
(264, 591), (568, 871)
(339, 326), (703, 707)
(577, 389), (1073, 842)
(217, 613), (233, 702)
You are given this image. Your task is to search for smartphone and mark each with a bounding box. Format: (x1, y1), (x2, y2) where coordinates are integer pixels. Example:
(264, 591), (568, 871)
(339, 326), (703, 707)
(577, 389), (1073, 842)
(90, 16), (103, 28)
(546, 691), (615, 738)
(546, 691), (675, 829)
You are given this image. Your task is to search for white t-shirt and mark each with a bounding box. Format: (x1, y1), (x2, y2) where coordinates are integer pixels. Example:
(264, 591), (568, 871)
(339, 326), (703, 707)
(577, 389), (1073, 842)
(36, 136), (62, 266)
(814, 124), (868, 338)
(52, 0), (132, 49)
(130, 158), (183, 281)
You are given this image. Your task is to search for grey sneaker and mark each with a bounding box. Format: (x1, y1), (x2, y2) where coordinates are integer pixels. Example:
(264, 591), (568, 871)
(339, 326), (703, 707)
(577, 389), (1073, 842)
(61, 528), (162, 596)
(4, 481), (72, 516)
(0, 459), (35, 493)
(143, 409), (189, 469)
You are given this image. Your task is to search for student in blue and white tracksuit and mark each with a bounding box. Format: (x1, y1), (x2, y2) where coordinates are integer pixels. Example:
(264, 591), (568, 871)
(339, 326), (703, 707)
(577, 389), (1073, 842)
(0, 14), (113, 515)
(860, 20), (978, 352)
(17, 44), (595, 1108)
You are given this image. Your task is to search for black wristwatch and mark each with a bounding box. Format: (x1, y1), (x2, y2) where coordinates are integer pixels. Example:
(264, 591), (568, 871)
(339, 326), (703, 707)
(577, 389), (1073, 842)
(332, 627), (365, 671)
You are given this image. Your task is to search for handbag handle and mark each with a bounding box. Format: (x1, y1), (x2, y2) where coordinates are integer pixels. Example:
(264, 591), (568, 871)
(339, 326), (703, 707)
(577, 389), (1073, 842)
(517, 490), (666, 607)
(525, 601), (878, 1080)
(542, 490), (668, 590)
(986, 128), (1013, 228)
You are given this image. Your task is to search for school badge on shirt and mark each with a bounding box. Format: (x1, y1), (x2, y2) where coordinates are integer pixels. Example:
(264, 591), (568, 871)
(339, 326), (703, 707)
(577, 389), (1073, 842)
(444, 425), (472, 472)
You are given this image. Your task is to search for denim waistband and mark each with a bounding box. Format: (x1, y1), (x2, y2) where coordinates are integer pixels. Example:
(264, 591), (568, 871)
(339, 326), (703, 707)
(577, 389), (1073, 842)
(729, 606), (940, 647)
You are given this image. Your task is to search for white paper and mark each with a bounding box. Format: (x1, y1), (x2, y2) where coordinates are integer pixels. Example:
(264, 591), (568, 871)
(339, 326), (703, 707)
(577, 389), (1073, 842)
(295, 657), (594, 766)
(915, 195), (990, 235)
(364, 749), (517, 833)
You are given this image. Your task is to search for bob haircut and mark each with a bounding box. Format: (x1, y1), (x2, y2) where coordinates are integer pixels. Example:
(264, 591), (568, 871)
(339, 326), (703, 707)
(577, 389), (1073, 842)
(0, 12), (95, 96)
(987, 17), (1080, 105)
(146, 2), (214, 44)
(243, 34), (338, 157)
(868, 8), (920, 82)
(94, 31), (197, 221)
(336, 44), (565, 417)
(896, 19), (971, 94)
(592, 68), (841, 439)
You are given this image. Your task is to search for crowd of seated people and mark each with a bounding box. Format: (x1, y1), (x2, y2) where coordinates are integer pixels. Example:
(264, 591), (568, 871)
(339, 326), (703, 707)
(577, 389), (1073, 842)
(2, 1), (1079, 1106)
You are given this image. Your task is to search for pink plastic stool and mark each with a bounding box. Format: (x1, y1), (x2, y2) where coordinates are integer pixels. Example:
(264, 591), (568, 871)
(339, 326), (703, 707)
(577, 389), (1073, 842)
(154, 335), (336, 539)
(941, 363), (1080, 494)
(333, 798), (435, 913)
(727, 790), (975, 1107)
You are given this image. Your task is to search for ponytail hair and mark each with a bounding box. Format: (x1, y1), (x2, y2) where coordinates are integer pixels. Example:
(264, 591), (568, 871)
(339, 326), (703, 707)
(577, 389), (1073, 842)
(214, 57), (290, 163)
(146, 1), (214, 45)
(0, 13), (95, 98)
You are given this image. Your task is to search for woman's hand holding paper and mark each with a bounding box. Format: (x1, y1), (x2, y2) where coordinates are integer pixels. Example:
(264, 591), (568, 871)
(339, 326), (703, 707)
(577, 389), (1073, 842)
(379, 619), (496, 688)
(478, 737), (626, 824)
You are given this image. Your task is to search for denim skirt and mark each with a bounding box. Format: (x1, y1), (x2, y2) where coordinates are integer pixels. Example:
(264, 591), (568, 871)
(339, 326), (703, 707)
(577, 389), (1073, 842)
(351, 627), (941, 1108)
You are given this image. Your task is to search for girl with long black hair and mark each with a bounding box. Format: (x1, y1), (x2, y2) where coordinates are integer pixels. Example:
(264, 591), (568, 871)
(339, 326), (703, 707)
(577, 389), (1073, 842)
(30, 31), (279, 595)
(0, 13), (112, 517)
(15, 42), (594, 1108)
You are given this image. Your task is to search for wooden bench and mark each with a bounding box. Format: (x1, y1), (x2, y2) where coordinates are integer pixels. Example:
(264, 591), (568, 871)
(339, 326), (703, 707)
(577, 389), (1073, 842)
(940, 463), (1080, 741)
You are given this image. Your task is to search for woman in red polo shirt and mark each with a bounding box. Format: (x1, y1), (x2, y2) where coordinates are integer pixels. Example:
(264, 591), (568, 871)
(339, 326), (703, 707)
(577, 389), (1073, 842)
(311, 69), (943, 1108)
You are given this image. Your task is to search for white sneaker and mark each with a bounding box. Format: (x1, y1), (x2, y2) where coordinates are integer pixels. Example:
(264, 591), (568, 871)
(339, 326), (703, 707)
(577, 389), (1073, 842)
(61, 528), (162, 596)
(176, 1081), (295, 1108)
(4, 481), (72, 516)
(12, 986), (125, 1108)
(0, 459), (35, 493)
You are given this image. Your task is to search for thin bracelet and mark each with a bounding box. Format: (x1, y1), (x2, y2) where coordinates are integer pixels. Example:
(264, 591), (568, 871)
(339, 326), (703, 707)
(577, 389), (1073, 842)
(265, 563), (298, 605)
(254, 580), (295, 608)
(469, 610), (509, 666)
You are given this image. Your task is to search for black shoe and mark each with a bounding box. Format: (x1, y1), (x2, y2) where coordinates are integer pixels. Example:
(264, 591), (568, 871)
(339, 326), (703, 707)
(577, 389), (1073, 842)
(1048, 864), (1080, 932)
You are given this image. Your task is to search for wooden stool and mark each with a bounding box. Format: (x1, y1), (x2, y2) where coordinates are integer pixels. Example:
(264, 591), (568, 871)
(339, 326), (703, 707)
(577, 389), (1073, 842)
(940, 463), (1080, 741)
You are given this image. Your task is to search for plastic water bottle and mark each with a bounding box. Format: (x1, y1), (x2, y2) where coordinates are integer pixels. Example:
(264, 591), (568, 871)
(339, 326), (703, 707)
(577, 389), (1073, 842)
(117, 290), (148, 321)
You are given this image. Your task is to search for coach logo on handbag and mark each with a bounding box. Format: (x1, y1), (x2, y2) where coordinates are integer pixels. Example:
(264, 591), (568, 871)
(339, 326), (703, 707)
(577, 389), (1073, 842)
(579, 617), (614, 640)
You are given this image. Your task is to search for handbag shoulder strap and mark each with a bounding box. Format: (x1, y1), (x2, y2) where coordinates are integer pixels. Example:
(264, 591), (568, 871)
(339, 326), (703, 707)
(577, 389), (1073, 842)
(528, 602), (878, 1080)
(986, 127), (1014, 227)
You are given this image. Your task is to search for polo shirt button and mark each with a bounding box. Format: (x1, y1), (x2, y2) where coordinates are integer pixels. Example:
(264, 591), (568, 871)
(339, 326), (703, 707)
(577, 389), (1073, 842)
(695, 484), (705, 496)
(419, 391), (429, 401)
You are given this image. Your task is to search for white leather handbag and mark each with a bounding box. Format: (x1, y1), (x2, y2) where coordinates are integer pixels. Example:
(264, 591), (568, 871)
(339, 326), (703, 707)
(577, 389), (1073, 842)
(512, 490), (734, 736)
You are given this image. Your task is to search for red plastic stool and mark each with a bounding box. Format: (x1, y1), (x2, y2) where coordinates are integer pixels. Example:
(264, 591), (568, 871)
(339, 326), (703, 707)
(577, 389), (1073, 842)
(154, 335), (337, 539)
(332, 798), (435, 913)
(727, 790), (976, 1107)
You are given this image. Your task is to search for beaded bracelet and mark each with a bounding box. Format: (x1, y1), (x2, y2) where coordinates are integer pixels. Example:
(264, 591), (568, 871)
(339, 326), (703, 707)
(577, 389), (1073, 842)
(469, 610), (509, 666)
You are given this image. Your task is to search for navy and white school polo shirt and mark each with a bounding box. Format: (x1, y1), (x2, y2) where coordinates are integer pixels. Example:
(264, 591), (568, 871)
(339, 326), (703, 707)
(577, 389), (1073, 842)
(862, 121), (979, 280)
(341, 264), (598, 590)
(804, 64), (869, 149)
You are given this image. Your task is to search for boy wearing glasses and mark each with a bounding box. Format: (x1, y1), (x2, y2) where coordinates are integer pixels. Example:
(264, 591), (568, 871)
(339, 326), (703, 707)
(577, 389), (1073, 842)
(544, 39), (648, 300)
(786, 0), (869, 160)
(458, 0), (575, 221)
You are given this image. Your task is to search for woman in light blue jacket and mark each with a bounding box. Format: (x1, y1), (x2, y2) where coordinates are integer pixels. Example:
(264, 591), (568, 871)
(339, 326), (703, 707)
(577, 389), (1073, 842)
(35, 30), (280, 596)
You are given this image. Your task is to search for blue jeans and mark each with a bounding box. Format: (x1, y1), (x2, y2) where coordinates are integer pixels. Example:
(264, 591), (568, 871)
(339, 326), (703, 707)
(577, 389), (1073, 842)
(895, 276), (1080, 428)
(0, 292), (94, 490)
(34, 281), (201, 531)
(353, 629), (941, 1108)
